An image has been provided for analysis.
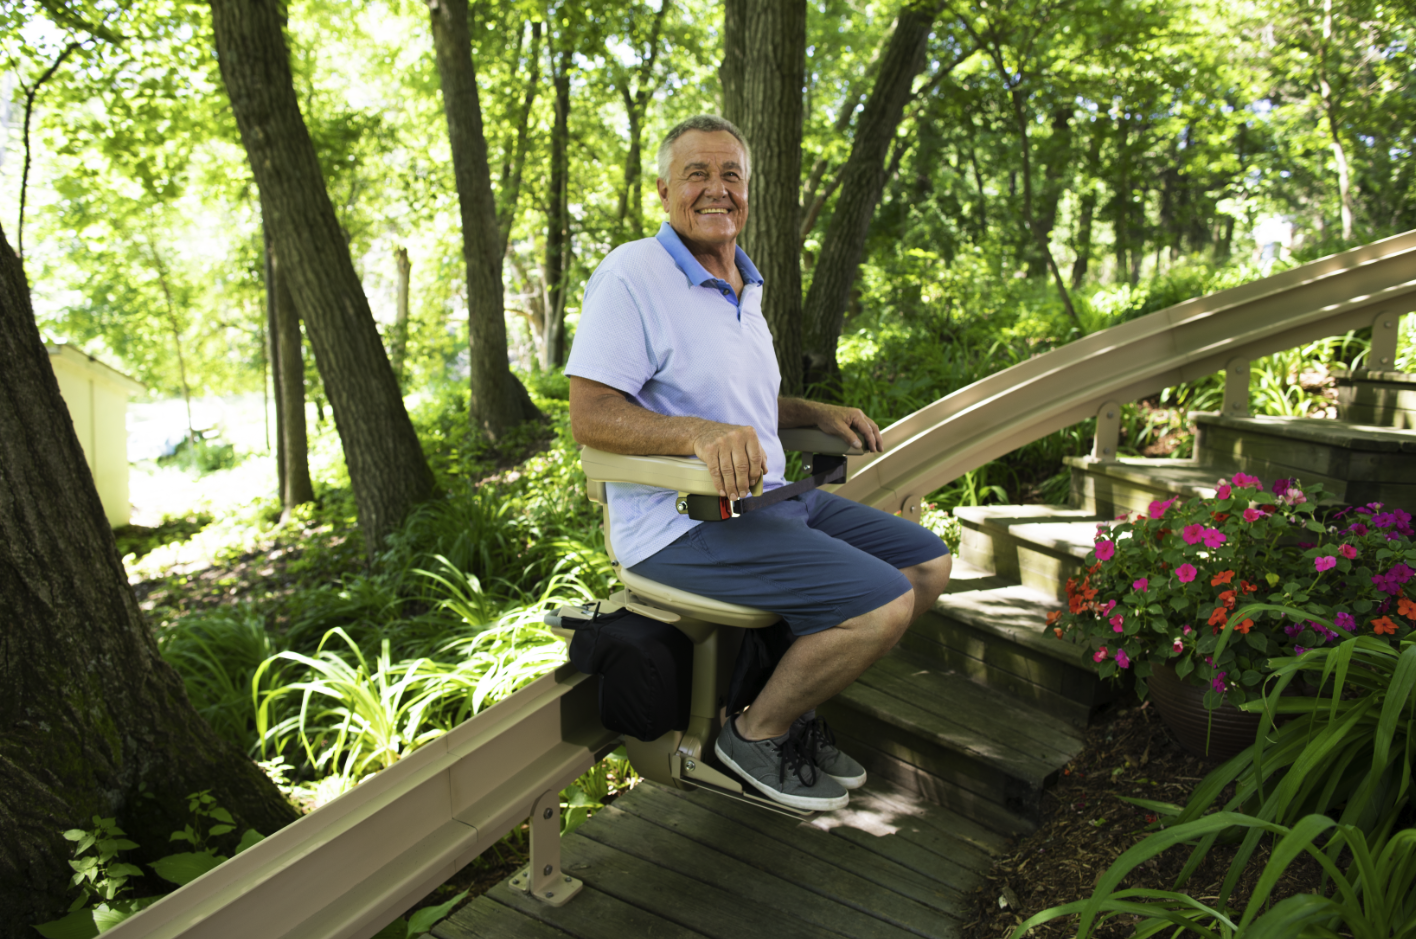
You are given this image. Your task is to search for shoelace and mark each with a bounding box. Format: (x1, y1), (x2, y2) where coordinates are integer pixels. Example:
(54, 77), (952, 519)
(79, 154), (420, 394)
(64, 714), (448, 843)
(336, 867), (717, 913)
(802, 717), (836, 762)
(774, 722), (820, 786)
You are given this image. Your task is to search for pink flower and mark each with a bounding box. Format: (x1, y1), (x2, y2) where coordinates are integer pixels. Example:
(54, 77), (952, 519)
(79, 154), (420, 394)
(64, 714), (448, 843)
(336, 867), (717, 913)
(1149, 498), (1177, 519)
(1101, 599), (1117, 615)
(1243, 508), (1263, 523)
(1182, 524), (1205, 544)
(1095, 541), (1115, 561)
(1215, 484), (1232, 500)
(1172, 637), (1184, 653)
(1094, 646), (1108, 663)
(1133, 577), (1149, 593)
(1176, 563), (1198, 583)
(1183, 624), (1194, 635)
(1211, 671), (1228, 693)
(1115, 649), (1131, 668)
(1202, 528), (1227, 548)
(1232, 472), (1263, 491)
(1284, 489), (1307, 506)
(1110, 614), (1125, 632)
(1315, 555), (1337, 572)
(1340, 544), (1357, 560)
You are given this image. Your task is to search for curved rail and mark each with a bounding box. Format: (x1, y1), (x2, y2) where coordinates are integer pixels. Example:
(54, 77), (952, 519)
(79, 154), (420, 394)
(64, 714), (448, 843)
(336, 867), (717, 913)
(106, 231), (1415, 937)
(835, 230), (1416, 513)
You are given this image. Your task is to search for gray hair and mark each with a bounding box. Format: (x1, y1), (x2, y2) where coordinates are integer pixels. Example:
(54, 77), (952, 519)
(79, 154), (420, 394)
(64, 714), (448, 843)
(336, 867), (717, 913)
(655, 115), (752, 182)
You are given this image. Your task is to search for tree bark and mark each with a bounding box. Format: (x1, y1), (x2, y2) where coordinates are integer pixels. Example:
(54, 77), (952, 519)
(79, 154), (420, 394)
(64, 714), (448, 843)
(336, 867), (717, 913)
(1318, 0), (1354, 241)
(263, 217), (286, 492)
(721, 0), (806, 395)
(210, 0), (434, 553)
(800, 2), (940, 393)
(616, 1), (670, 242)
(544, 45), (572, 370)
(498, 21), (541, 256)
(428, 0), (544, 431)
(0, 224), (300, 934)
(273, 251), (313, 513)
(389, 245), (412, 386)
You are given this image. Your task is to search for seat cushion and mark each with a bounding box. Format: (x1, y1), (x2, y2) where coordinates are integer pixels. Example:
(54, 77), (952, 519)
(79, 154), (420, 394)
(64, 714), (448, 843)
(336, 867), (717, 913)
(619, 565), (779, 629)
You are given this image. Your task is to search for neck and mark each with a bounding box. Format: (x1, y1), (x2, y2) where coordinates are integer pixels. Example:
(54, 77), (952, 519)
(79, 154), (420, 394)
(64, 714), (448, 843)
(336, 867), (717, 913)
(678, 232), (741, 289)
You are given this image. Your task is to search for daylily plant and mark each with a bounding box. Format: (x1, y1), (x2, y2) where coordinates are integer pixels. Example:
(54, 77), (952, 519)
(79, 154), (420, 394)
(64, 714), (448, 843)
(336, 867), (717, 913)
(1049, 474), (1416, 708)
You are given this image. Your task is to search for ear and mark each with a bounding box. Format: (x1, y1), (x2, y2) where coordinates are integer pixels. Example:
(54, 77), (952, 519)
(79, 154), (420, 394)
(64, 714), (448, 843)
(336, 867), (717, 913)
(656, 177), (670, 212)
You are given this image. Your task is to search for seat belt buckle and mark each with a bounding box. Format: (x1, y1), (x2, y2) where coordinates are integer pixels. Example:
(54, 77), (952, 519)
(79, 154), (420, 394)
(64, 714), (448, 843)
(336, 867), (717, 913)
(676, 492), (740, 522)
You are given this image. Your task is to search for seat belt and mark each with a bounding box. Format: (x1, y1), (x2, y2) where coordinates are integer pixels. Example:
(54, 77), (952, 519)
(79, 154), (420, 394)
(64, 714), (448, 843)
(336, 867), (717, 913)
(676, 453), (848, 522)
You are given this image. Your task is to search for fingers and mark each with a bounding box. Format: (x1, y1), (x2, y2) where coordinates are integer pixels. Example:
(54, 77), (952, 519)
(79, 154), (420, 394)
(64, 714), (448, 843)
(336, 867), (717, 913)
(820, 406), (882, 452)
(694, 424), (763, 500)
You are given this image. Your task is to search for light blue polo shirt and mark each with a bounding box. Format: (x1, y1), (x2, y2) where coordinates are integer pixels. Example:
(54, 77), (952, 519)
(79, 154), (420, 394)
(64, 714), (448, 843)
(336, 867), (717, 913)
(565, 222), (786, 569)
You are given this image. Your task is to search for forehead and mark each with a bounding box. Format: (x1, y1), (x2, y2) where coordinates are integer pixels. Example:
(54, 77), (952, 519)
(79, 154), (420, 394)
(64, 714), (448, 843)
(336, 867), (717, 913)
(669, 130), (746, 171)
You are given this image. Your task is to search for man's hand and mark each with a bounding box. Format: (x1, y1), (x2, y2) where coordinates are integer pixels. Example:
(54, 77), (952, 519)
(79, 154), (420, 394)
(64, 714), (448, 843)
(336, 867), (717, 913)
(779, 398), (882, 453)
(692, 423), (764, 501)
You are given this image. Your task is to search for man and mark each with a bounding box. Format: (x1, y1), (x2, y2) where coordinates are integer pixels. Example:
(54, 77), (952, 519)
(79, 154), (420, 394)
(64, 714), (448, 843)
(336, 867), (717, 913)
(566, 115), (951, 811)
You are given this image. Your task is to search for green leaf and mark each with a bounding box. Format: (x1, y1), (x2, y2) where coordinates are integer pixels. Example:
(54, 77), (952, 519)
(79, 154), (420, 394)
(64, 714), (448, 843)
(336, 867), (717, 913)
(1305, 519), (1324, 532)
(233, 829), (265, 855)
(370, 918), (408, 939)
(407, 891), (468, 936)
(149, 851), (225, 886)
(208, 807), (234, 825)
(33, 910), (102, 939)
(207, 824), (235, 837)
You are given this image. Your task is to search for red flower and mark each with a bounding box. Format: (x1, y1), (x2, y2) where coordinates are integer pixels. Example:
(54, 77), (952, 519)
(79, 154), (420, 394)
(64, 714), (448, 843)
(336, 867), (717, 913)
(1217, 589), (1236, 610)
(1211, 570), (1235, 586)
(1372, 616), (1399, 636)
(1235, 618), (1254, 634)
(1240, 580), (1259, 595)
(1208, 607), (1229, 627)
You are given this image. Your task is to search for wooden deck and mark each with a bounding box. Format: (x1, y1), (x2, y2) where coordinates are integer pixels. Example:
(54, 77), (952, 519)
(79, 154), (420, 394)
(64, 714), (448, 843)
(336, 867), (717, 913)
(434, 778), (1012, 939)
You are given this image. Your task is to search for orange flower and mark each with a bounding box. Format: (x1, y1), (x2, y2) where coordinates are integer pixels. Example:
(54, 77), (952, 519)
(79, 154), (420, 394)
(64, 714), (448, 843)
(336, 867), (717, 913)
(1054, 627), (1064, 639)
(1208, 607), (1229, 627)
(1046, 610), (1063, 627)
(1240, 580), (1259, 594)
(1069, 594), (1087, 614)
(1397, 597), (1416, 620)
(1372, 616), (1399, 636)
(1212, 512), (1230, 523)
(1218, 589), (1237, 610)
(1081, 584), (1098, 601)
(1235, 618), (1253, 634)
(1211, 570), (1235, 586)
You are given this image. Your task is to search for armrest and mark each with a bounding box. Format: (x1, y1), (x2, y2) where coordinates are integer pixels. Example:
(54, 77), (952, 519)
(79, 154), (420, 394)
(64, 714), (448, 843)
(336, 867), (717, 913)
(580, 447), (763, 497)
(778, 427), (866, 456)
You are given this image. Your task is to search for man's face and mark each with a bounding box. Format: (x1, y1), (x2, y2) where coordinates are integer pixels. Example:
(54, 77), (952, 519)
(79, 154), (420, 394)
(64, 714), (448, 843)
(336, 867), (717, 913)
(656, 130), (749, 249)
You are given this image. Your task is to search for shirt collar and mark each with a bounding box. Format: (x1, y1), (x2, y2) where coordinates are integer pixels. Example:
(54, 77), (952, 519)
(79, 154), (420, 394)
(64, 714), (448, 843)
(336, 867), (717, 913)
(655, 221), (764, 289)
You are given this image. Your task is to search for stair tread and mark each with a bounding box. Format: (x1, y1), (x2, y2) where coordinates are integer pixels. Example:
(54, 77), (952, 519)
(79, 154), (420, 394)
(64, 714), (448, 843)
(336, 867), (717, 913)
(1063, 455), (1223, 499)
(933, 582), (1087, 665)
(1195, 411), (1416, 452)
(838, 648), (1084, 785)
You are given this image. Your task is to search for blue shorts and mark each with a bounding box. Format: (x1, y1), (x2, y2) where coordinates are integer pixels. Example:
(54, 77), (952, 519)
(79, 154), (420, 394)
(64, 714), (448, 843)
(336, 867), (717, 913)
(628, 489), (949, 636)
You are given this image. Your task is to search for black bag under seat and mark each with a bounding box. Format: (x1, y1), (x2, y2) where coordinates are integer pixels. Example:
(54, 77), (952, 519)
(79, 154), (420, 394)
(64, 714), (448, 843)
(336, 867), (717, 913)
(566, 607), (693, 742)
(725, 620), (794, 717)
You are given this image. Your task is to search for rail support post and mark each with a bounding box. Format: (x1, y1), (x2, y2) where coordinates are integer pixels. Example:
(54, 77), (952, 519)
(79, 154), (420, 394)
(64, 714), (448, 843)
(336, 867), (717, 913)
(1091, 400), (1121, 463)
(1222, 357), (1250, 418)
(1370, 311), (1401, 371)
(507, 789), (583, 907)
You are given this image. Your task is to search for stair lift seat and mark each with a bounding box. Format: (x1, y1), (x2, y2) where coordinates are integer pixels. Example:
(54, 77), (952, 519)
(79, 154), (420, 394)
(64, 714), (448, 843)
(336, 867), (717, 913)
(573, 428), (862, 815)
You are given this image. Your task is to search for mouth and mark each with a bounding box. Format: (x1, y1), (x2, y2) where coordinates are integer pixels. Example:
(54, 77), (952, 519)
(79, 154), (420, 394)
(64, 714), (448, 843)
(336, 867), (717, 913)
(695, 208), (730, 215)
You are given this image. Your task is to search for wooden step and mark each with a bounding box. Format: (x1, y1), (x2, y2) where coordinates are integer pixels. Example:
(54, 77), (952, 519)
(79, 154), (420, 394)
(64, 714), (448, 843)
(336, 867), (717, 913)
(818, 645), (1086, 832)
(1064, 455), (1222, 518)
(904, 568), (1114, 729)
(952, 505), (1104, 600)
(1336, 368), (1416, 429)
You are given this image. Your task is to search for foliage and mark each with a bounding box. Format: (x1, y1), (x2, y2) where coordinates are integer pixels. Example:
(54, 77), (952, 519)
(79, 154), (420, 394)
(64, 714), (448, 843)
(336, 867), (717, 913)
(33, 795), (264, 938)
(113, 512), (214, 562)
(1008, 811), (1416, 939)
(1054, 474), (1415, 705)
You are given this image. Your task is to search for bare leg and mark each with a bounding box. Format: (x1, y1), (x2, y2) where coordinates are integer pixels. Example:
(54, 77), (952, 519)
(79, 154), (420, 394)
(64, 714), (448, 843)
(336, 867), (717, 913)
(736, 552), (953, 741)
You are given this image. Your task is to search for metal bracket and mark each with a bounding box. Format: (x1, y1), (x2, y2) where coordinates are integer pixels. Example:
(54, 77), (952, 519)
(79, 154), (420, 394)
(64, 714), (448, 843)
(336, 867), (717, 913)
(1091, 400), (1121, 462)
(1222, 357), (1250, 417)
(505, 789), (582, 907)
(899, 493), (922, 523)
(1370, 311), (1400, 371)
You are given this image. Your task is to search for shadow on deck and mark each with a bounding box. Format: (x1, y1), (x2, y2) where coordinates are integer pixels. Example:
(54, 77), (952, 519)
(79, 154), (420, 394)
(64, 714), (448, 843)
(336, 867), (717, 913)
(436, 778), (1012, 939)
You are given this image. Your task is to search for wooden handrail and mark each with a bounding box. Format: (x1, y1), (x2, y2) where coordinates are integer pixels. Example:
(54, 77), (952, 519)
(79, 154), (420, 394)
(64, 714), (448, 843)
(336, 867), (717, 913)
(835, 230), (1416, 513)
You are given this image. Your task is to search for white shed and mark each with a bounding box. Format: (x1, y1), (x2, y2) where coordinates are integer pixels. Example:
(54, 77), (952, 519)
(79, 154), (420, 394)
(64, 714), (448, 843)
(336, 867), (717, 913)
(47, 344), (145, 528)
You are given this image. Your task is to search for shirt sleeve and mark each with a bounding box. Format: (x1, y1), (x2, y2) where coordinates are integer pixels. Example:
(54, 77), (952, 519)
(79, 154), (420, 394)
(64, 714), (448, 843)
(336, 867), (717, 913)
(565, 264), (660, 397)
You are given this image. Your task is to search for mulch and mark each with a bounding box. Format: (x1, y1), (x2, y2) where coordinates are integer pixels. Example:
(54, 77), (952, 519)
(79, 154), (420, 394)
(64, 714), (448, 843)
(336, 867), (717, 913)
(962, 695), (1330, 938)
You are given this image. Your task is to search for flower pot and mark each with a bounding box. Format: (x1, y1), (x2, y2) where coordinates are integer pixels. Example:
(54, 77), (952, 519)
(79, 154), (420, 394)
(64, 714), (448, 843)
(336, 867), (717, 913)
(1146, 661), (1260, 761)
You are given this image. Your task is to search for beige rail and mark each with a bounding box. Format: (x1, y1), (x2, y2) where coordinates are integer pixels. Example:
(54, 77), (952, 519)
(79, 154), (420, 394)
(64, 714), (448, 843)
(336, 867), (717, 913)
(835, 230), (1416, 516)
(105, 231), (1415, 938)
(105, 666), (615, 939)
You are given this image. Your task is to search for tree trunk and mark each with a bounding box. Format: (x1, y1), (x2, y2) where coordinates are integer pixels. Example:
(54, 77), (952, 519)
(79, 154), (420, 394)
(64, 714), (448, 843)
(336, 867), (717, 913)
(427, 0), (544, 435)
(616, 1), (670, 242)
(263, 217), (286, 493)
(1003, 84), (1077, 323)
(800, 2), (940, 393)
(1028, 104), (1073, 278)
(209, 0), (434, 554)
(498, 21), (541, 255)
(389, 245), (412, 386)
(544, 46), (572, 370)
(273, 253), (313, 513)
(721, 0), (806, 395)
(0, 225), (300, 934)
(1318, 0), (1354, 241)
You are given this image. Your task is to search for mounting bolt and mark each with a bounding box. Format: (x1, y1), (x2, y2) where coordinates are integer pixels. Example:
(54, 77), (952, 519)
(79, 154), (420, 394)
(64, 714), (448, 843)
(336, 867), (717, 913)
(543, 864), (554, 876)
(676, 499), (688, 512)
(564, 875), (572, 883)
(1106, 411), (1115, 419)
(545, 892), (555, 898)
(684, 759), (696, 772)
(543, 807), (553, 820)
(1385, 320), (1394, 328)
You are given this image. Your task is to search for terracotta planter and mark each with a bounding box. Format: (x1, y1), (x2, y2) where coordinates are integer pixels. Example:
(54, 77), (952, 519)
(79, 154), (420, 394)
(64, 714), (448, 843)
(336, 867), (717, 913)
(1146, 661), (1261, 761)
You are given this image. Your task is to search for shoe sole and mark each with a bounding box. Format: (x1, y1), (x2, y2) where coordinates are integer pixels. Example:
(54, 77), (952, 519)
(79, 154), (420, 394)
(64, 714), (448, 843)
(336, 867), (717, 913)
(829, 770), (867, 790)
(714, 738), (849, 812)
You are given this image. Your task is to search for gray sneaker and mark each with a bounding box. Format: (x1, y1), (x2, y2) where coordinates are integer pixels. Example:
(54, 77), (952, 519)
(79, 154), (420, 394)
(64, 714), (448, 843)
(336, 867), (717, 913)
(714, 717), (849, 811)
(794, 715), (867, 789)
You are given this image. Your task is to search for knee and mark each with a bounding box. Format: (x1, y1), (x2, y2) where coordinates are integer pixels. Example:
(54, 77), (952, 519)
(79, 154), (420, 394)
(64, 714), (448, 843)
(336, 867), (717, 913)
(872, 589), (915, 652)
(911, 553), (952, 602)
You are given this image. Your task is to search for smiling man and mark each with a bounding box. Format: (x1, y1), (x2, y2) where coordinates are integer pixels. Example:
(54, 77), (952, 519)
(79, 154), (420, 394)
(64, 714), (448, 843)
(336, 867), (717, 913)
(565, 115), (951, 811)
